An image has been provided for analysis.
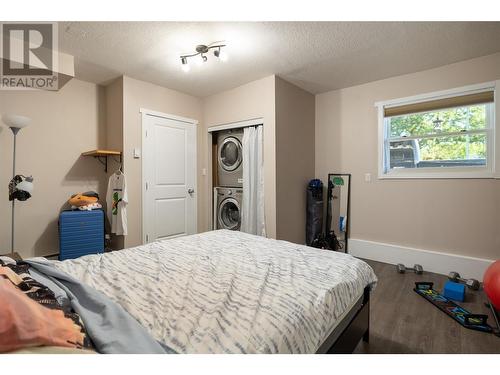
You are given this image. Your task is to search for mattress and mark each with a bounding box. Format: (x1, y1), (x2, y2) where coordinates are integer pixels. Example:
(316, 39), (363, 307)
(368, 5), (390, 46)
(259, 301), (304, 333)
(51, 230), (377, 353)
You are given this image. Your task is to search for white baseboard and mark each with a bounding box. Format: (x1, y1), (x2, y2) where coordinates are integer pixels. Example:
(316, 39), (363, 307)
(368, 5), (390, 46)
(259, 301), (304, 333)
(349, 238), (494, 281)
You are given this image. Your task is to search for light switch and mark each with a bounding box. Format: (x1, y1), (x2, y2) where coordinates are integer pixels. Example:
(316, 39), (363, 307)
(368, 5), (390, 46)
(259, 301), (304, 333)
(202, 168), (207, 176)
(133, 148), (141, 159)
(364, 173), (371, 183)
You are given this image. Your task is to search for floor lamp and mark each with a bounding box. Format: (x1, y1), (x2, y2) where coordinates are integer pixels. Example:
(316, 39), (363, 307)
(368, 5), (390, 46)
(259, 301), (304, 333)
(2, 114), (31, 255)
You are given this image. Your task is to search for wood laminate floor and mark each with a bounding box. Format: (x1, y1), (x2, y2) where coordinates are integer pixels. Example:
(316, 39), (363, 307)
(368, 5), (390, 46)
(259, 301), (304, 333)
(354, 259), (500, 353)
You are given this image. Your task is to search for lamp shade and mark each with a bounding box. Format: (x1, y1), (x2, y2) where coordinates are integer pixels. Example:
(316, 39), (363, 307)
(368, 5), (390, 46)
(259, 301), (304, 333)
(2, 114), (31, 129)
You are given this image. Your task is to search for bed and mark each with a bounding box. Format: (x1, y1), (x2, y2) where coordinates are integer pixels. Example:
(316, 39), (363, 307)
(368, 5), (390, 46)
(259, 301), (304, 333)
(3, 230), (377, 354)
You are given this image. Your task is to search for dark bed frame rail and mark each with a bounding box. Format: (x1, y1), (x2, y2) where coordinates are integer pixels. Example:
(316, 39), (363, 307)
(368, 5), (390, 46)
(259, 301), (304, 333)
(316, 286), (370, 354)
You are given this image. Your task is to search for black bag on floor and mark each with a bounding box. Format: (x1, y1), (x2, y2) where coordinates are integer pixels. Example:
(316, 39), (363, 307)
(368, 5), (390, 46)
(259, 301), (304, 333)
(311, 231), (342, 251)
(306, 179), (323, 246)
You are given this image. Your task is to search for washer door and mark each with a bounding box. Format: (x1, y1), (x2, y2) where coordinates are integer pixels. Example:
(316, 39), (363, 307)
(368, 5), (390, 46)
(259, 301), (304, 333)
(218, 197), (241, 230)
(219, 136), (242, 172)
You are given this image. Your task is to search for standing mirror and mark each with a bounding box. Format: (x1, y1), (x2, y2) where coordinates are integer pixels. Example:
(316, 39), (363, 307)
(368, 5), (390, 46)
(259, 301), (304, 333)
(327, 174), (351, 253)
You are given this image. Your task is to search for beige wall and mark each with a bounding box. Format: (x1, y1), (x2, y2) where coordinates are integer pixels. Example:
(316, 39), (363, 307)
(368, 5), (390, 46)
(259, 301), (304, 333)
(0, 79), (106, 258)
(7, 53), (497, 260)
(203, 75), (277, 238)
(275, 77), (315, 244)
(315, 53), (500, 260)
(122, 76), (203, 248)
(105, 77), (124, 153)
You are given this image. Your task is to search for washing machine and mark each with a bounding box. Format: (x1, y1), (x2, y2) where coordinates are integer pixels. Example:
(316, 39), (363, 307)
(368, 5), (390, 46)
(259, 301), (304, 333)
(217, 128), (243, 187)
(215, 187), (243, 230)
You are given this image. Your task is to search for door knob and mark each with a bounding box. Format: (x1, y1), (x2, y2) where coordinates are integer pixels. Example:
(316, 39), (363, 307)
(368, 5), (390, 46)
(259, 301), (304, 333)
(188, 188), (195, 194)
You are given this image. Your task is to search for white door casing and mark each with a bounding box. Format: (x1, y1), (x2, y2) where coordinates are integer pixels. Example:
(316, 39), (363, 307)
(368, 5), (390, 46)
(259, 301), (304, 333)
(142, 110), (197, 244)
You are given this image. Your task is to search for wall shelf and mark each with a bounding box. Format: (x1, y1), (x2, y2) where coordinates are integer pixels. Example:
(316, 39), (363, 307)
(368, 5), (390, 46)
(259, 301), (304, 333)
(82, 149), (122, 172)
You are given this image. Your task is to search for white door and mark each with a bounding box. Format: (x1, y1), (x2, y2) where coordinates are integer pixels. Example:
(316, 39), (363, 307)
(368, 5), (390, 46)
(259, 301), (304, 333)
(142, 113), (197, 243)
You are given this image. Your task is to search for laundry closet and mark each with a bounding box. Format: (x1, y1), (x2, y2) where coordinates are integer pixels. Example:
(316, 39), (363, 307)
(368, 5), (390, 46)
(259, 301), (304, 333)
(209, 121), (264, 235)
(203, 76), (315, 244)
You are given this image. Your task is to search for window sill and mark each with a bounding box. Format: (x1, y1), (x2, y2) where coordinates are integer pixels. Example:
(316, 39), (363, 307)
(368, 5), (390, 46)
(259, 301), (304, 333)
(378, 170), (497, 180)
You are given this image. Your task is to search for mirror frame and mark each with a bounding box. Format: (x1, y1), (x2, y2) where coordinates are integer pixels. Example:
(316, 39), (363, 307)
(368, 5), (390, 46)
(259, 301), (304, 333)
(327, 173), (351, 253)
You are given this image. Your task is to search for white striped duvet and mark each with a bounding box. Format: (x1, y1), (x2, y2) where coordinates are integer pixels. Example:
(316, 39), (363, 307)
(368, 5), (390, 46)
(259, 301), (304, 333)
(52, 230), (377, 353)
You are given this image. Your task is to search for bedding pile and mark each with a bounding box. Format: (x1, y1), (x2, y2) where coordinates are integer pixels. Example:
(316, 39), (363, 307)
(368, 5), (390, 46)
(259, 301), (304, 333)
(51, 230), (377, 353)
(0, 258), (91, 352)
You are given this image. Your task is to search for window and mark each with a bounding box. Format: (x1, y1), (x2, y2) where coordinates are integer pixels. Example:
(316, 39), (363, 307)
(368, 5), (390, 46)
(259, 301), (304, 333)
(377, 83), (497, 179)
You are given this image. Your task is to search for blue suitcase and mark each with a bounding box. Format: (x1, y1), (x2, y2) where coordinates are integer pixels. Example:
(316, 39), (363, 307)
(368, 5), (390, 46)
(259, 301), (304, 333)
(58, 209), (105, 260)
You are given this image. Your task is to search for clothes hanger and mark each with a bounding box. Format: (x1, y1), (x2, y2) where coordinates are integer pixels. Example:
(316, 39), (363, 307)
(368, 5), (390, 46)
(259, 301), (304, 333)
(112, 156), (123, 175)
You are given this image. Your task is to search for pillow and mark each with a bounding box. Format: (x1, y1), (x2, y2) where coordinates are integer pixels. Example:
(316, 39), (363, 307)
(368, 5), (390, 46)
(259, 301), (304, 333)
(9, 346), (96, 354)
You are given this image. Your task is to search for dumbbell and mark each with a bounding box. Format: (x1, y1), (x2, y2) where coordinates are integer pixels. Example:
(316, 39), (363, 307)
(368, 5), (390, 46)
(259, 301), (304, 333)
(396, 263), (423, 275)
(448, 271), (480, 290)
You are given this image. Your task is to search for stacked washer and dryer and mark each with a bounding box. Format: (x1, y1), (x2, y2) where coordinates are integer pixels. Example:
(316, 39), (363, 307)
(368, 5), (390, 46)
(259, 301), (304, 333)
(215, 129), (244, 231)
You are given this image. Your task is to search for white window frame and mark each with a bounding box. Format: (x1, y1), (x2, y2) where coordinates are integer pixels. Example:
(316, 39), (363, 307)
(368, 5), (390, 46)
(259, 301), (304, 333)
(375, 81), (498, 179)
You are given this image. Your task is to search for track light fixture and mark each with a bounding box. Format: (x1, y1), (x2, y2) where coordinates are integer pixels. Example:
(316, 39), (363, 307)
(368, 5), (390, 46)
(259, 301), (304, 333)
(180, 42), (227, 71)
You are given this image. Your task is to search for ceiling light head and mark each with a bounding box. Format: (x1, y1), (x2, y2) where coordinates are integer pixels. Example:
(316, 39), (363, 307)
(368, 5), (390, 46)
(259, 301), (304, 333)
(214, 47), (228, 62)
(218, 49), (228, 62)
(180, 56), (190, 72)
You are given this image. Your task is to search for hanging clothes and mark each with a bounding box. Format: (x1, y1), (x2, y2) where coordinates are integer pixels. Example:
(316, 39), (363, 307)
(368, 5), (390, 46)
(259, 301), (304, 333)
(241, 125), (265, 236)
(106, 171), (128, 236)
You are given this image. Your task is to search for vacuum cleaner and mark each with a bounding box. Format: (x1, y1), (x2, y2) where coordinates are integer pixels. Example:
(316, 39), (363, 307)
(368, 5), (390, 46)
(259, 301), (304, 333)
(306, 179), (323, 246)
(306, 178), (341, 251)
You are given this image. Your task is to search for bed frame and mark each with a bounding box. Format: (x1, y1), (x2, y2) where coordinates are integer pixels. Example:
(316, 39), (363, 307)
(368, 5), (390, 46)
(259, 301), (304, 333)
(316, 286), (371, 354)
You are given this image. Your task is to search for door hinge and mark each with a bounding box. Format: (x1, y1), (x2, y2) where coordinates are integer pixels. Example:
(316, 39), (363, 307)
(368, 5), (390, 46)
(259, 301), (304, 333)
(145, 181), (149, 190)
(145, 130), (148, 138)
(146, 234), (149, 242)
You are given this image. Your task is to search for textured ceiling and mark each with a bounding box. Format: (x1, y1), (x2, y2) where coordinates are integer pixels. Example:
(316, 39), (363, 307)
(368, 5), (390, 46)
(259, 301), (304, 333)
(59, 22), (500, 97)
